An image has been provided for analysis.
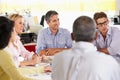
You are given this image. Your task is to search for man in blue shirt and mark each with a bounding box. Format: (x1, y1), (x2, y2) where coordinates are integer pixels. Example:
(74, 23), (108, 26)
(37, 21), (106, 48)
(36, 10), (72, 56)
(93, 12), (120, 63)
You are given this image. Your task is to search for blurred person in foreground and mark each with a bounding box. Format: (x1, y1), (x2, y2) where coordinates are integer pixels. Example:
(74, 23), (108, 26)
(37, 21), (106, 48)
(52, 16), (120, 80)
(93, 12), (120, 63)
(36, 10), (73, 56)
(0, 16), (34, 80)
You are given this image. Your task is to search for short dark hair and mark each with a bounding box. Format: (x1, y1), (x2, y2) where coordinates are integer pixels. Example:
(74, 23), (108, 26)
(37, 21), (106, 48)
(93, 12), (107, 24)
(0, 16), (14, 49)
(73, 16), (96, 42)
(45, 10), (58, 22)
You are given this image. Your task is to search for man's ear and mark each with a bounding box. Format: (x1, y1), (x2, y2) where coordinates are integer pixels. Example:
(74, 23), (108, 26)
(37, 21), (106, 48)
(46, 20), (50, 24)
(71, 33), (74, 40)
(96, 26), (98, 29)
(95, 24), (98, 29)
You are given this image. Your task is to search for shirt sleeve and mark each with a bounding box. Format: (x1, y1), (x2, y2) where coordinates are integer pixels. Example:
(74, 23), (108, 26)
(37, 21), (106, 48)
(64, 30), (73, 48)
(0, 50), (33, 80)
(36, 29), (46, 54)
(18, 66), (44, 75)
(108, 27), (120, 56)
(17, 40), (34, 61)
(52, 54), (60, 80)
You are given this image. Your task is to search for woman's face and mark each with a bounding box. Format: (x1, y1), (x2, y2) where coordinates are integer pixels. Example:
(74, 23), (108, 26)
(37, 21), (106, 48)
(14, 17), (24, 34)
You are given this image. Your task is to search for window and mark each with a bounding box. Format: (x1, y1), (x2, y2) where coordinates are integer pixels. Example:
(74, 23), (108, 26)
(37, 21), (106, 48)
(0, 0), (116, 32)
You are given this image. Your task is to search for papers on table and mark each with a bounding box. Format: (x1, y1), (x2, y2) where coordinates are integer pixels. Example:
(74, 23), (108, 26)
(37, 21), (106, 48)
(35, 63), (50, 67)
(26, 73), (51, 80)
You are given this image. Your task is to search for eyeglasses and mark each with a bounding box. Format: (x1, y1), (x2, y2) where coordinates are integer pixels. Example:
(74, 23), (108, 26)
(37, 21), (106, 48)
(97, 20), (108, 27)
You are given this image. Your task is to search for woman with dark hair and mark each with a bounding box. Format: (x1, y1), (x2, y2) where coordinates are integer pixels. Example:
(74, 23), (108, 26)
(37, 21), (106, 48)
(0, 16), (34, 80)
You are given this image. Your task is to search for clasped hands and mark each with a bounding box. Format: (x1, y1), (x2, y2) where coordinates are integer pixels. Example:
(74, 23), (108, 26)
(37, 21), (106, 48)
(39, 48), (63, 56)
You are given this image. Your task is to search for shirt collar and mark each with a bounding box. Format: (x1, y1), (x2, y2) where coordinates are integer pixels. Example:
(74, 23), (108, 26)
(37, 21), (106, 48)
(15, 35), (20, 41)
(107, 27), (112, 35)
(73, 41), (97, 53)
(47, 27), (62, 35)
(98, 27), (112, 37)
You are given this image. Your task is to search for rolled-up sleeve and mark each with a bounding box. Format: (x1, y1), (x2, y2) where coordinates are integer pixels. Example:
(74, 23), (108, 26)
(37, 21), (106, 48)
(36, 29), (46, 54)
(65, 30), (73, 48)
(18, 40), (34, 61)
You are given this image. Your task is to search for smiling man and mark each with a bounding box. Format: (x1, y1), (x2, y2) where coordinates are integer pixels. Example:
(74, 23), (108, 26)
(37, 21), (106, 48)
(93, 12), (120, 63)
(36, 10), (72, 56)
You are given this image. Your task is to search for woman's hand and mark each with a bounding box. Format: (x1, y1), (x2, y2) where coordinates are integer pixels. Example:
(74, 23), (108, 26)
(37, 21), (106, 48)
(44, 66), (52, 72)
(31, 56), (42, 65)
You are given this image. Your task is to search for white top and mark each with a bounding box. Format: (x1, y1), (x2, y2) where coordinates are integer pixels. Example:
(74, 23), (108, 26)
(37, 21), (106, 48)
(52, 41), (120, 80)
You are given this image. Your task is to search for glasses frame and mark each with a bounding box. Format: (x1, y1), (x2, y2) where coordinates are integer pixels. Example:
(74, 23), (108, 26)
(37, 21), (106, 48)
(97, 20), (108, 27)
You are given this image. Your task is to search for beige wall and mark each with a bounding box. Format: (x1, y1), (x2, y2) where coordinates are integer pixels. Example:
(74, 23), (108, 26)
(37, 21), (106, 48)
(116, 0), (120, 15)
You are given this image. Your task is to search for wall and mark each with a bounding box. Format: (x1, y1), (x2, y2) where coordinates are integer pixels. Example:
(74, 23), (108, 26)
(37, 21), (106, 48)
(116, 0), (120, 15)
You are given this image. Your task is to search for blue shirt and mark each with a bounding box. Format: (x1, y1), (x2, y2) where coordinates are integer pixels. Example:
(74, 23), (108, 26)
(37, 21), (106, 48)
(36, 27), (73, 54)
(93, 26), (120, 62)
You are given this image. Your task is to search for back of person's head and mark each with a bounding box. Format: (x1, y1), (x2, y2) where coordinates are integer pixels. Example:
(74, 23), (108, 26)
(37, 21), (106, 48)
(93, 12), (107, 23)
(73, 16), (96, 42)
(45, 10), (58, 22)
(9, 14), (23, 22)
(0, 16), (14, 49)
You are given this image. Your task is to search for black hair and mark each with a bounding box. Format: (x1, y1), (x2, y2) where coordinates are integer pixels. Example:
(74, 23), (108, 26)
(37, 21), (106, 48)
(0, 16), (14, 49)
(40, 15), (45, 26)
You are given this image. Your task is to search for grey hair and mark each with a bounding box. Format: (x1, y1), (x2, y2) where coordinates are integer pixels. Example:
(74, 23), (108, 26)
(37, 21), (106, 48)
(45, 10), (58, 22)
(73, 16), (96, 42)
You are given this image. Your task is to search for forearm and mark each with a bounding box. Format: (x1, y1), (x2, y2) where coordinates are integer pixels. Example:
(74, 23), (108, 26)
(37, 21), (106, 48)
(19, 66), (45, 75)
(97, 48), (109, 54)
(39, 48), (70, 56)
(20, 56), (41, 67)
(20, 61), (34, 66)
(6, 67), (33, 80)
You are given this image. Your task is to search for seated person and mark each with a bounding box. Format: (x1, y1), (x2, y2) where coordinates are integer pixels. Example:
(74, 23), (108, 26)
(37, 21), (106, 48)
(36, 10), (73, 56)
(8, 14), (51, 73)
(8, 14), (41, 67)
(93, 12), (120, 63)
(0, 16), (34, 80)
(52, 16), (120, 80)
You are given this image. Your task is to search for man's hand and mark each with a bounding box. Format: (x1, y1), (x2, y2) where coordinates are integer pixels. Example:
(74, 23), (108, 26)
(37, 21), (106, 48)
(98, 48), (109, 54)
(39, 48), (71, 56)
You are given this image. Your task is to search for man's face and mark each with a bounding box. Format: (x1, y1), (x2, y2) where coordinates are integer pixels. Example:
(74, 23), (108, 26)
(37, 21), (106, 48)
(47, 14), (60, 31)
(96, 17), (109, 35)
